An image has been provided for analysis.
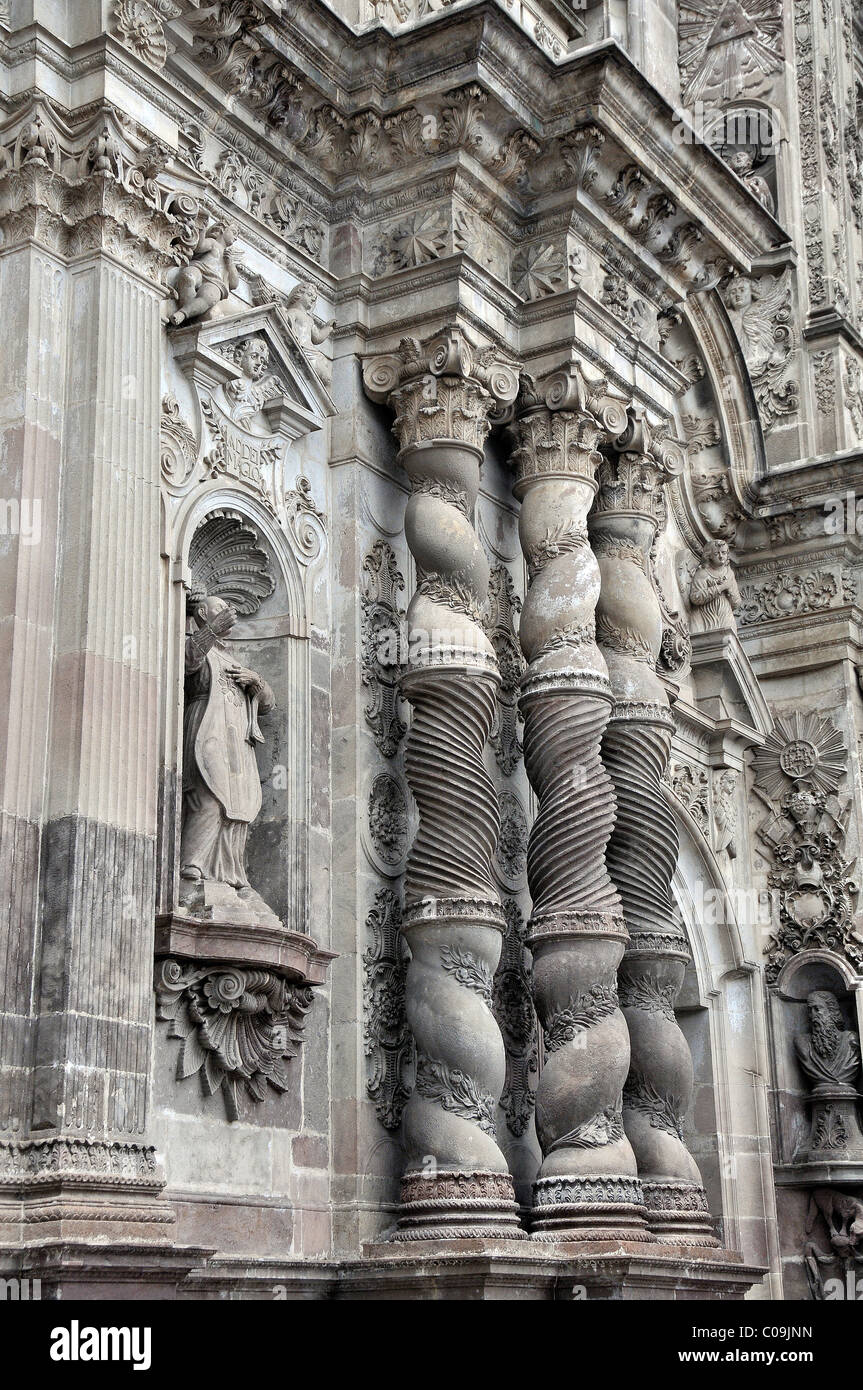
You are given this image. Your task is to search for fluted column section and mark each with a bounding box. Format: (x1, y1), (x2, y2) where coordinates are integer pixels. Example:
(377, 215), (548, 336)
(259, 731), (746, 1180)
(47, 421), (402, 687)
(364, 329), (525, 1240)
(508, 362), (650, 1242)
(591, 410), (718, 1245)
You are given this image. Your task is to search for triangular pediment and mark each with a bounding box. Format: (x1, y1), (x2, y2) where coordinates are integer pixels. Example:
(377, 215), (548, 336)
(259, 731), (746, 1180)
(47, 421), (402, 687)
(170, 303), (337, 438)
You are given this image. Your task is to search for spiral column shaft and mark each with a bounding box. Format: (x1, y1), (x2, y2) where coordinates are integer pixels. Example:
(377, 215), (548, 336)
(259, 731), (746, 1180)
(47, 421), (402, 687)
(591, 413), (718, 1246)
(363, 328), (524, 1240)
(508, 362), (650, 1242)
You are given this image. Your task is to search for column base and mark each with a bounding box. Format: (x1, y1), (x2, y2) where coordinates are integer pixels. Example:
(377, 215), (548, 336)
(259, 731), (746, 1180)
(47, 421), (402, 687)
(642, 1180), (720, 1247)
(390, 1170), (527, 1242)
(530, 1174), (653, 1242)
(0, 1137), (175, 1247)
(349, 1242), (764, 1299)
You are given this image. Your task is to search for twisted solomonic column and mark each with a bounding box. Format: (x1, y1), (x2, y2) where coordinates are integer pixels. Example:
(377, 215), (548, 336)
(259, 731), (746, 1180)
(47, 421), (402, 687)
(507, 363), (651, 1242)
(363, 328), (526, 1241)
(591, 409), (718, 1246)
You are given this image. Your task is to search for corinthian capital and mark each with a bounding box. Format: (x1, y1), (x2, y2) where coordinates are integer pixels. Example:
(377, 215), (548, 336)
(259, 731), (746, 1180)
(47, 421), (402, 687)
(509, 359), (629, 491)
(593, 406), (685, 523)
(0, 104), (198, 283)
(362, 325), (520, 453)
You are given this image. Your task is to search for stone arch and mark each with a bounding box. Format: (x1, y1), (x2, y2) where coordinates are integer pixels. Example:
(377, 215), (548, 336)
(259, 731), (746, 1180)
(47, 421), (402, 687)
(672, 804), (781, 1283)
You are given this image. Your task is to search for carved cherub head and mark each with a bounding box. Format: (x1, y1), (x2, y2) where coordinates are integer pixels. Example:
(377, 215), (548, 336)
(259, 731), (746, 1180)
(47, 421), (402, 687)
(726, 148), (756, 179)
(238, 337), (270, 382)
(721, 274), (751, 311)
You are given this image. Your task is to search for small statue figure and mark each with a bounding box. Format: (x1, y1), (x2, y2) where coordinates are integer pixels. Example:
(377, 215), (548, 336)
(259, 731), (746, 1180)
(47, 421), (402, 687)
(283, 280), (335, 387)
(687, 538), (741, 633)
(166, 220), (239, 327)
(712, 769), (738, 860)
(223, 336), (280, 426)
(724, 148), (775, 216)
(180, 590), (279, 927)
(795, 991), (861, 1093)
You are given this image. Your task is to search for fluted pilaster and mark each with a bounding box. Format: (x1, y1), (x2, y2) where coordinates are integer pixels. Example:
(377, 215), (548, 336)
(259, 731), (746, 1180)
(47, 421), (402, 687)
(508, 362), (650, 1241)
(363, 328), (524, 1240)
(592, 409), (717, 1245)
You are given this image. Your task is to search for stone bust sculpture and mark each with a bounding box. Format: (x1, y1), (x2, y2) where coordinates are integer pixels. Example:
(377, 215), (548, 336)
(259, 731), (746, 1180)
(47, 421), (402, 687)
(180, 590), (279, 927)
(688, 538), (741, 633)
(283, 280), (335, 386)
(795, 990), (861, 1093)
(223, 336), (280, 425)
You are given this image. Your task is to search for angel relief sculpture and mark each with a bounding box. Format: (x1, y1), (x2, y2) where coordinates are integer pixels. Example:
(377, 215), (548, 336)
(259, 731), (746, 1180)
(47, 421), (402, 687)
(165, 218), (240, 327)
(282, 281), (336, 387)
(178, 513), (280, 929)
(720, 268), (799, 430)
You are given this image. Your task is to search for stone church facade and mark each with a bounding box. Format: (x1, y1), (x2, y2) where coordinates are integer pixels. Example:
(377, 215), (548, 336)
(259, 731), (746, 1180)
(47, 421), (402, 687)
(1, 0), (862, 1300)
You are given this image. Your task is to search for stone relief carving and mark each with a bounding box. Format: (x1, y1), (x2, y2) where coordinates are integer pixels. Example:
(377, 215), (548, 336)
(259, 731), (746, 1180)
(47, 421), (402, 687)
(843, 358), (863, 436)
(738, 570), (840, 625)
(495, 788), (528, 885)
(283, 475), (327, 566)
(362, 887), (414, 1131)
(682, 538), (741, 633)
(165, 218), (240, 327)
(179, 512), (279, 927)
(218, 335), (284, 424)
(111, 0), (180, 69)
(804, 1188), (863, 1299)
(666, 761), (711, 833)
(155, 958), (314, 1121)
(160, 393), (199, 488)
(713, 769), (739, 859)
(753, 713), (863, 982)
(368, 772), (409, 871)
(361, 540), (407, 759)
(492, 899), (538, 1139)
(483, 565), (525, 776)
(512, 241), (567, 300)
(721, 269), (799, 433)
(678, 0), (784, 105)
(795, 990), (863, 1161)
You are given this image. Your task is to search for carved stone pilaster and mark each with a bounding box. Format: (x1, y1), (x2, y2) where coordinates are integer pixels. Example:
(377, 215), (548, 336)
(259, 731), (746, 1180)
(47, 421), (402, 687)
(591, 410), (718, 1246)
(363, 328), (525, 1241)
(507, 361), (650, 1242)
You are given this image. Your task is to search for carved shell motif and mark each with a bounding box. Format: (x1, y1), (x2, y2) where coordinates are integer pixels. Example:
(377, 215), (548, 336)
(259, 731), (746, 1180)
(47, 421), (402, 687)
(188, 510), (275, 616)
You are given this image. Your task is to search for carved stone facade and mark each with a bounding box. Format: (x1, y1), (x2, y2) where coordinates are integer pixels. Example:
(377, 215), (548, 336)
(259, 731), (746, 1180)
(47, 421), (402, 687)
(1, 0), (861, 1306)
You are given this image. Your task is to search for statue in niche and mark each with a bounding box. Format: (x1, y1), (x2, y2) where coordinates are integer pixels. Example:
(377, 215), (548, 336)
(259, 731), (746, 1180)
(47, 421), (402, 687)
(179, 513), (279, 928)
(222, 336), (282, 426)
(166, 219), (239, 327)
(724, 148), (775, 216)
(795, 991), (861, 1093)
(795, 989), (863, 1163)
(686, 538), (741, 633)
(283, 281), (335, 387)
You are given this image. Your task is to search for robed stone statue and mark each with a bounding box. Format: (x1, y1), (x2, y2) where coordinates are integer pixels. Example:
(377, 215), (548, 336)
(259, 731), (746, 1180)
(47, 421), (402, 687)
(179, 591), (279, 927)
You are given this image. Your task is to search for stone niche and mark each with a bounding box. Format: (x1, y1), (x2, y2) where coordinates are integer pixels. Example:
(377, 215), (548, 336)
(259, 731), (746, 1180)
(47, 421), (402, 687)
(154, 302), (336, 1123)
(770, 951), (863, 1299)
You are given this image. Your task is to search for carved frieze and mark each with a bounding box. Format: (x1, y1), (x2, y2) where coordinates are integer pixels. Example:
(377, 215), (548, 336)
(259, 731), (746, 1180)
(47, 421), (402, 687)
(738, 570), (840, 625)
(754, 713), (863, 982)
(362, 888), (414, 1131)
(492, 899), (538, 1139)
(483, 565), (525, 776)
(361, 540), (407, 759)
